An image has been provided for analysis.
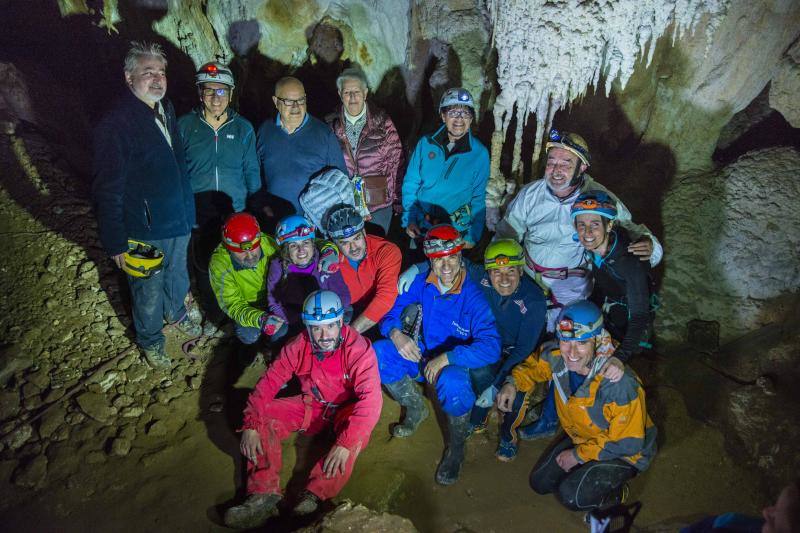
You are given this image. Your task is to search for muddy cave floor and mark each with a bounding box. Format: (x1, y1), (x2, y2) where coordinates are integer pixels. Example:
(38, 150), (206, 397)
(0, 334), (766, 533)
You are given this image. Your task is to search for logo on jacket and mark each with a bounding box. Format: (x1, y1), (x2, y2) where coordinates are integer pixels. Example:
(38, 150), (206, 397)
(513, 299), (527, 314)
(428, 151), (436, 160)
(451, 320), (469, 337)
(226, 134), (235, 140)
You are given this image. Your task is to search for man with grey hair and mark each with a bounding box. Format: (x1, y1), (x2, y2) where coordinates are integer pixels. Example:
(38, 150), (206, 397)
(92, 41), (200, 369)
(255, 76), (346, 224)
(327, 66), (403, 235)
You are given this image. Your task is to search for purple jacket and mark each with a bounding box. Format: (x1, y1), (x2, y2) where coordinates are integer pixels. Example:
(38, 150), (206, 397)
(328, 105), (404, 211)
(266, 251), (351, 326)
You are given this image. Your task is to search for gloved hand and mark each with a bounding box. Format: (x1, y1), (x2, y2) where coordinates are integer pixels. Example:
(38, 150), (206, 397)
(485, 206), (501, 232)
(475, 385), (498, 408)
(397, 264), (419, 294)
(318, 243), (340, 274)
(259, 313), (284, 336)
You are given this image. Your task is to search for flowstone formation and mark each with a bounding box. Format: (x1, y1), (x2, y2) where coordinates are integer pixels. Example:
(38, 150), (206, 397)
(485, 0), (730, 206)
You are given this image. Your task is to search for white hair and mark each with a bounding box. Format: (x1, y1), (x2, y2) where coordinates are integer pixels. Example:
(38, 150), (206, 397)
(336, 67), (368, 93)
(124, 41), (167, 73)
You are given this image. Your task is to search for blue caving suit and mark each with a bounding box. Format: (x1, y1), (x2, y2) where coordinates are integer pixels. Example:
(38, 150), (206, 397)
(375, 269), (501, 416)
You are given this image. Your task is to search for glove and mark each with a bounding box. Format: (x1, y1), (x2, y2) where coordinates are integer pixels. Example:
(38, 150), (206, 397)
(475, 385), (498, 408)
(485, 206), (501, 232)
(259, 314), (284, 336)
(318, 244), (340, 274)
(397, 264), (419, 294)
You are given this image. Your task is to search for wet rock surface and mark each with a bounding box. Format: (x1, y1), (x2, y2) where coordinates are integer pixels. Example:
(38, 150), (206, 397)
(300, 501), (418, 533)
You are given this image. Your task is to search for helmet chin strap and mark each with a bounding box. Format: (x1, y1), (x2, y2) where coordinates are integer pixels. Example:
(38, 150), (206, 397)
(568, 164), (585, 188)
(205, 102), (228, 122)
(308, 328), (343, 361)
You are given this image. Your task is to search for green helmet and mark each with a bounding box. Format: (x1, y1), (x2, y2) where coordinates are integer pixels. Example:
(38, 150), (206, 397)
(484, 239), (525, 270)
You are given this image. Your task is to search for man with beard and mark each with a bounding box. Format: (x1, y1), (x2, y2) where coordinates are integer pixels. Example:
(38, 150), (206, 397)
(223, 290), (382, 528)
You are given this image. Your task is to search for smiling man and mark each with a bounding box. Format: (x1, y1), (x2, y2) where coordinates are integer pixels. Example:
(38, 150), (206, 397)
(224, 290), (382, 527)
(401, 88), (489, 248)
(92, 41), (199, 369)
(373, 224), (501, 486)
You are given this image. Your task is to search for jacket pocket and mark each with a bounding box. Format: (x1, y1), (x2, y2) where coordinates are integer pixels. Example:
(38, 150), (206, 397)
(143, 199), (153, 230)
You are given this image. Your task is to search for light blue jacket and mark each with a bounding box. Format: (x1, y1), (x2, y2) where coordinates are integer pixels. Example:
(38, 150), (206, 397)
(401, 125), (489, 244)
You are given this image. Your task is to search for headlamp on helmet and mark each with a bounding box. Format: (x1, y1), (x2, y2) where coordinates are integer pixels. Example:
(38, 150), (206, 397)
(422, 224), (464, 258)
(222, 213), (261, 253)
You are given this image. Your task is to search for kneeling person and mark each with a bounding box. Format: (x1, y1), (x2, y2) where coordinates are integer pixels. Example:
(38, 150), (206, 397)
(326, 205), (401, 333)
(224, 290), (382, 528)
(209, 213), (280, 344)
(374, 224), (501, 485)
(497, 300), (657, 511)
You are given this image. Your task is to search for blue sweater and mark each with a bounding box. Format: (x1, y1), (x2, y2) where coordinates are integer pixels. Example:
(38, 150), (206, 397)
(92, 91), (195, 256)
(418, 260), (547, 386)
(178, 109), (261, 212)
(401, 125), (489, 244)
(256, 115), (346, 212)
(380, 270), (501, 369)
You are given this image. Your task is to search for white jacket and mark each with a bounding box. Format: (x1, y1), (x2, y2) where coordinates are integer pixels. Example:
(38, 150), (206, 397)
(496, 175), (663, 272)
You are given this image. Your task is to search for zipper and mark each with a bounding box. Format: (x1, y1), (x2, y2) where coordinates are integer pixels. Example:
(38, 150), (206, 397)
(442, 159), (457, 181)
(143, 199), (153, 229)
(214, 133), (219, 191)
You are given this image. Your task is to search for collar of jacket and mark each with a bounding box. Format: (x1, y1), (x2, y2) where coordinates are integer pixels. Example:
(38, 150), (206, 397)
(425, 267), (465, 295)
(431, 124), (472, 157)
(344, 103), (367, 125)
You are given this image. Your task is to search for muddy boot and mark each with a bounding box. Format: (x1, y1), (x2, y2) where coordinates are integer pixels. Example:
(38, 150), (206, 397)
(223, 493), (281, 529)
(292, 490), (322, 516)
(141, 343), (170, 369)
(384, 376), (429, 437)
(435, 413), (470, 486)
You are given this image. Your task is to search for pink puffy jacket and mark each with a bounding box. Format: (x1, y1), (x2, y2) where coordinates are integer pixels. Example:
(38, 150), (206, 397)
(328, 105), (404, 211)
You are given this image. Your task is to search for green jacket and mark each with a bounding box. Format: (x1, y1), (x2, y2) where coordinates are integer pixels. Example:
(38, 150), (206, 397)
(209, 233), (279, 328)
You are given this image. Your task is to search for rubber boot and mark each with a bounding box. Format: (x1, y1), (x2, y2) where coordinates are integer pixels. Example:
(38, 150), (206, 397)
(384, 376), (429, 437)
(435, 413), (471, 485)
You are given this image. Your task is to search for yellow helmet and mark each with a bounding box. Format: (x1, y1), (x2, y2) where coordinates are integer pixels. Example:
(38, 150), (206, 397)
(123, 240), (164, 278)
(545, 129), (590, 166)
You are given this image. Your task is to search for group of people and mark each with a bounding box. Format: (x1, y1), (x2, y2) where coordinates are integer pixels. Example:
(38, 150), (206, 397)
(92, 42), (663, 528)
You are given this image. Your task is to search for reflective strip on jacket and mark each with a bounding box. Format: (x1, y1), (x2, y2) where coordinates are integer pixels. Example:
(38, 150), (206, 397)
(510, 338), (657, 471)
(208, 233), (279, 328)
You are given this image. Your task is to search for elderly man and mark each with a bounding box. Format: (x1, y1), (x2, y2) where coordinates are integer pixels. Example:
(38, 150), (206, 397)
(255, 76), (346, 221)
(224, 290), (382, 528)
(497, 300), (657, 512)
(402, 88), (489, 248)
(374, 224), (501, 485)
(92, 42), (199, 368)
(326, 205), (401, 334)
(327, 67), (403, 235)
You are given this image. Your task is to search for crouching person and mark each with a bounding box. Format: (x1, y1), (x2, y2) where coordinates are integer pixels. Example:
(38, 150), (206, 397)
(374, 224), (501, 485)
(223, 290), (382, 528)
(497, 300), (657, 511)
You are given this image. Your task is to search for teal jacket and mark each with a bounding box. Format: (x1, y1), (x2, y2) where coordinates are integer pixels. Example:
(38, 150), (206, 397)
(401, 125), (489, 244)
(178, 109), (261, 212)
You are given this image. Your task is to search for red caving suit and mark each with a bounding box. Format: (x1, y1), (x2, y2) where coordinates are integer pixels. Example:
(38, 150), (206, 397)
(241, 325), (382, 499)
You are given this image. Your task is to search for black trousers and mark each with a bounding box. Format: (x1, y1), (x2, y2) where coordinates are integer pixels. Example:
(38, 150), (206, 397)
(529, 435), (638, 511)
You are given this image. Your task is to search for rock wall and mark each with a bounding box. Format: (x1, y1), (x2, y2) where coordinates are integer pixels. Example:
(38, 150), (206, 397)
(657, 147), (800, 344)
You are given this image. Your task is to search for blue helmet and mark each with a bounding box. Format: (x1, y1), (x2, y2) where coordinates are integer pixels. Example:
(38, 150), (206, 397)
(275, 215), (315, 245)
(556, 300), (604, 341)
(570, 191), (618, 221)
(301, 290), (344, 326)
(439, 87), (475, 112)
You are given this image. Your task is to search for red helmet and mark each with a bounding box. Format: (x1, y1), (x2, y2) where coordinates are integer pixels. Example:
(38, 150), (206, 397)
(222, 213), (261, 252)
(423, 224), (464, 258)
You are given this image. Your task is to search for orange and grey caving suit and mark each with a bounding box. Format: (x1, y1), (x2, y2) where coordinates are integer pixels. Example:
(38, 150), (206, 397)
(240, 325), (382, 500)
(508, 339), (657, 511)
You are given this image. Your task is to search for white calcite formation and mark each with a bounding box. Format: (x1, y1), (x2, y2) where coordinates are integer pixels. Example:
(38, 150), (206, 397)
(486, 0), (729, 196)
(657, 147), (800, 344)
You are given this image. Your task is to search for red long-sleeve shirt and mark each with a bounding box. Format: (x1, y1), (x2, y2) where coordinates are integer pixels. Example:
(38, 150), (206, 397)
(242, 326), (382, 451)
(338, 234), (401, 323)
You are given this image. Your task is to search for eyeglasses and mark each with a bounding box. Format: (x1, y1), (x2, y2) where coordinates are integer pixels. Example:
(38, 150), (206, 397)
(202, 88), (230, 98)
(445, 108), (472, 119)
(276, 96), (307, 107)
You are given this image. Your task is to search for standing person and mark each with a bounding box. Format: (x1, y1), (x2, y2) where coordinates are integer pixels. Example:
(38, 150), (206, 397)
(179, 62), (261, 324)
(92, 41), (200, 368)
(571, 191), (654, 367)
(401, 88), (489, 248)
(374, 224), (501, 485)
(255, 77), (346, 223)
(266, 215), (351, 339)
(326, 205), (401, 334)
(223, 290), (382, 528)
(327, 67), (404, 235)
(496, 300), (657, 512)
